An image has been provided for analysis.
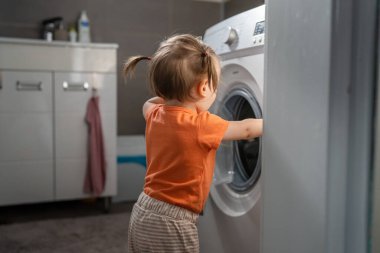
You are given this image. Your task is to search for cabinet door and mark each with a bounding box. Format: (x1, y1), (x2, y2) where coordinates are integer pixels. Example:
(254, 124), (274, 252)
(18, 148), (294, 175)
(0, 70), (53, 205)
(54, 72), (116, 200)
(0, 161), (53, 205)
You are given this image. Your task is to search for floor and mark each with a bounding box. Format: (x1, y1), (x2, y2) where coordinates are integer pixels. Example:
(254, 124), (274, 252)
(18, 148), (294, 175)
(0, 198), (134, 225)
(0, 199), (135, 253)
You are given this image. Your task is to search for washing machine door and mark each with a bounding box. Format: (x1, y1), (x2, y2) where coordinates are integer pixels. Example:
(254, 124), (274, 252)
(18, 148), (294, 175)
(210, 63), (262, 217)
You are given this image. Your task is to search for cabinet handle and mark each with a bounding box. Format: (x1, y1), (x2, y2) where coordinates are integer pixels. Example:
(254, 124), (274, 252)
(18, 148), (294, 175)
(0, 72), (2, 90)
(16, 81), (43, 91)
(63, 81), (89, 91)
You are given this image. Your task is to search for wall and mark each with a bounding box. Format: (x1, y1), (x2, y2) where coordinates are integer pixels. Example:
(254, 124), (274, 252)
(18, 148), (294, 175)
(373, 64), (380, 253)
(263, 1), (332, 251)
(225, 0), (263, 18)
(263, 0), (376, 252)
(0, 0), (222, 135)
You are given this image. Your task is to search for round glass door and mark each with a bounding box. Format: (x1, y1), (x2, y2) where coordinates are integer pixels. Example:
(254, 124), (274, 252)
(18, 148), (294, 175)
(217, 88), (262, 193)
(222, 89), (262, 192)
(210, 63), (263, 217)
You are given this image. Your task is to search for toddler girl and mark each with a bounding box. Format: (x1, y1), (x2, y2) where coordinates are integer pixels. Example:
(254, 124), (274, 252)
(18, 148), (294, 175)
(124, 34), (263, 253)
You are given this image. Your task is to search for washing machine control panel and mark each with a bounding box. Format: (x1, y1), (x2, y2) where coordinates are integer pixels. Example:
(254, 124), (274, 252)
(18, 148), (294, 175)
(203, 5), (265, 55)
(252, 20), (265, 47)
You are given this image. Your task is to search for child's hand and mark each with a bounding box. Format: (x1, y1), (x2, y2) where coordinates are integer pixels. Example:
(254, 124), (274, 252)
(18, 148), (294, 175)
(223, 118), (263, 141)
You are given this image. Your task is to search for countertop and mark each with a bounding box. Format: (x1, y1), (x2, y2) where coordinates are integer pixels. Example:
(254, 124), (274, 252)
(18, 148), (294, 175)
(0, 37), (118, 49)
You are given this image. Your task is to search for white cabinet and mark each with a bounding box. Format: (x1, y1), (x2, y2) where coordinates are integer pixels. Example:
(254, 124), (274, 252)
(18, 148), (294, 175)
(0, 70), (54, 205)
(0, 38), (118, 206)
(54, 72), (117, 200)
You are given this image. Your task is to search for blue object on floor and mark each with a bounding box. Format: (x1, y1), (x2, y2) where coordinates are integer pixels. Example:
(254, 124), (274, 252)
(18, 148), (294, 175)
(117, 155), (147, 169)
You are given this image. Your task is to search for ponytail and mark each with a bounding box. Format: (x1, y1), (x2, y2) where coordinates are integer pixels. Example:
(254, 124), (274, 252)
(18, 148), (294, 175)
(123, 56), (151, 80)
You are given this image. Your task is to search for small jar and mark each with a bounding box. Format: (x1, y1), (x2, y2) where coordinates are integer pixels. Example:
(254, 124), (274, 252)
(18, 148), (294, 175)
(68, 25), (77, 43)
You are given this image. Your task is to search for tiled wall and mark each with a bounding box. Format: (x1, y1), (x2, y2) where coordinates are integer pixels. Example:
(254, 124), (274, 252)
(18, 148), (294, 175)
(225, 0), (264, 18)
(0, 0), (263, 135)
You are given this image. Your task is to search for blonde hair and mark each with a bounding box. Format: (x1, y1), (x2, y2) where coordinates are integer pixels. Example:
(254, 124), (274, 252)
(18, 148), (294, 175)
(124, 34), (220, 102)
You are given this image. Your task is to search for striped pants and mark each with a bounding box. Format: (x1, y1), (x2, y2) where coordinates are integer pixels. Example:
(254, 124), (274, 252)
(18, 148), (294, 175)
(127, 192), (200, 253)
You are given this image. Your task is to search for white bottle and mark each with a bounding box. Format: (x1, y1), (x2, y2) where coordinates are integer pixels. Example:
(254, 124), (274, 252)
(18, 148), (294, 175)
(78, 10), (91, 43)
(69, 26), (77, 43)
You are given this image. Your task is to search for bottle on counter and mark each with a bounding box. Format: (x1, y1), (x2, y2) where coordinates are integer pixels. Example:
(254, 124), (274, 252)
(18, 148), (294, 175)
(68, 24), (77, 42)
(78, 10), (91, 43)
(42, 17), (60, 41)
(54, 20), (68, 41)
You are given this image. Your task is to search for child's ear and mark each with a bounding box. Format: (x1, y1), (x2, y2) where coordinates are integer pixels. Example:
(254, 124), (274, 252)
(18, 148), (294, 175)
(196, 78), (209, 98)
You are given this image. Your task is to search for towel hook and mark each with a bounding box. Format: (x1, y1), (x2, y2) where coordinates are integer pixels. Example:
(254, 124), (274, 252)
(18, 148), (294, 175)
(92, 87), (98, 97)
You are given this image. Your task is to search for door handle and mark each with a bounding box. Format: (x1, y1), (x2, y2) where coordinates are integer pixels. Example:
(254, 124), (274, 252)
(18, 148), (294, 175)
(63, 81), (89, 91)
(16, 81), (43, 91)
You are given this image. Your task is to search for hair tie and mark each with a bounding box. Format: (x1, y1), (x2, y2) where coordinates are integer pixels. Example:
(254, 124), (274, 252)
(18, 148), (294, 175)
(201, 52), (208, 58)
(201, 52), (209, 69)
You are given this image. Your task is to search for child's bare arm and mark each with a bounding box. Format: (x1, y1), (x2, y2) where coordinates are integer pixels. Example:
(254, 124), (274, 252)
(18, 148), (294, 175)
(223, 119), (263, 141)
(143, 97), (165, 119)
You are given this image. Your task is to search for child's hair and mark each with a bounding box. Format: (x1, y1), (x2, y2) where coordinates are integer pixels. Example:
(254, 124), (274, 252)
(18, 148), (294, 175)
(124, 34), (220, 102)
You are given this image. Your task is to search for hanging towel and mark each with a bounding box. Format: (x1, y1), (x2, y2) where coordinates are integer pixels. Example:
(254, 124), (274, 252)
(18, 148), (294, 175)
(84, 96), (106, 196)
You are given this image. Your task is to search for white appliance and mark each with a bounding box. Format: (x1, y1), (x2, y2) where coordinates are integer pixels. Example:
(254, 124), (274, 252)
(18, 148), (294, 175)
(199, 5), (265, 253)
(113, 135), (146, 203)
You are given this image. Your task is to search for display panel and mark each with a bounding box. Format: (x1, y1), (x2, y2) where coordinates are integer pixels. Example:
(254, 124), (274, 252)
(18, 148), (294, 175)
(254, 21), (265, 35)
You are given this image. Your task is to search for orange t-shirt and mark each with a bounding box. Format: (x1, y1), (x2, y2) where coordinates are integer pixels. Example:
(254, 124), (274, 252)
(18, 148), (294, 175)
(143, 104), (229, 214)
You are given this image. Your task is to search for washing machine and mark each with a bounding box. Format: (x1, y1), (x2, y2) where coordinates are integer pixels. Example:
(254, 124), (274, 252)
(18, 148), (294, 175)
(198, 5), (265, 253)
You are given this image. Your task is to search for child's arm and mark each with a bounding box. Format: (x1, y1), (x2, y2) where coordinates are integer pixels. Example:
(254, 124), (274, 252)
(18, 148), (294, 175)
(223, 119), (263, 141)
(143, 97), (165, 119)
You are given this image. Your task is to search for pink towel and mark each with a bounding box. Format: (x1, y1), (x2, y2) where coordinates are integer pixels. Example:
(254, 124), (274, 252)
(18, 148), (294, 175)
(84, 96), (106, 195)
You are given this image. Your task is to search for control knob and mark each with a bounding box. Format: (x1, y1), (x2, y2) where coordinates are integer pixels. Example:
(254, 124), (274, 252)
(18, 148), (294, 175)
(223, 26), (238, 46)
